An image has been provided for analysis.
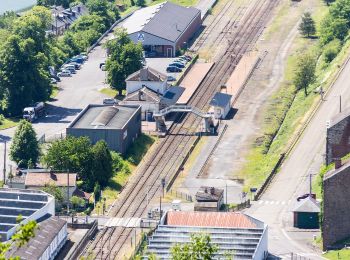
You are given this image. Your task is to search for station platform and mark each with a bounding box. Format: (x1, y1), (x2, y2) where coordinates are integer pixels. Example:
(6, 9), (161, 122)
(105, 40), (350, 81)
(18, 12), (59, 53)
(225, 50), (259, 102)
(176, 62), (214, 105)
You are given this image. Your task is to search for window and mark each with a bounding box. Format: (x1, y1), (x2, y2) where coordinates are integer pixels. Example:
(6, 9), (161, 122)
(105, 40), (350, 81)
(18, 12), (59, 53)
(123, 130), (128, 139)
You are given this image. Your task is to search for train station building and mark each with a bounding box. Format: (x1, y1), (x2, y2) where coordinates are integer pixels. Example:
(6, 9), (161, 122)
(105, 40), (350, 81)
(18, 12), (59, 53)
(120, 1), (201, 57)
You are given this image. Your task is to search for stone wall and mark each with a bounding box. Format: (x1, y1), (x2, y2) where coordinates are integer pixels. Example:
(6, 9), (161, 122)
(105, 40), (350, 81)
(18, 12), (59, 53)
(323, 163), (350, 249)
(326, 112), (350, 165)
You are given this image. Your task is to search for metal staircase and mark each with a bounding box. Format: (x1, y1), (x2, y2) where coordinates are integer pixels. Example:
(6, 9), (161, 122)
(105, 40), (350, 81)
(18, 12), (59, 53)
(153, 105), (215, 133)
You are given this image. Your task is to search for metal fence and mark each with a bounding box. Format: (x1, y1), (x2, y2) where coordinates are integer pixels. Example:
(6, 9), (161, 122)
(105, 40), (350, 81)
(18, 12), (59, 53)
(38, 132), (66, 144)
(168, 189), (193, 202)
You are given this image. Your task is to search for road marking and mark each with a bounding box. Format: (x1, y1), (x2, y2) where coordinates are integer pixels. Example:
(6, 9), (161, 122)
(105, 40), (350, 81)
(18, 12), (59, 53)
(258, 200), (263, 204)
(270, 201), (275, 205)
(281, 201), (285, 205)
(276, 201), (280, 205)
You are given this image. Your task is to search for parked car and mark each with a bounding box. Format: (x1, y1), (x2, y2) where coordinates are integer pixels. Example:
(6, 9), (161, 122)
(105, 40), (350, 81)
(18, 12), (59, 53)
(57, 70), (71, 77)
(169, 62), (185, 68)
(70, 57), (84, 64)
(51, 74), (61, 82)
(75, 54), (88, 60)
(61, 66), (76, 74)
(180, 55), (192, 61)
(103, 98), (117, 105)
(50, 78), (58, 84)
(167, 75), (176, 81)
(174, 59), (187, 65)
(145, 51), (157, 58)
(166, 66), (182, 72)
(101, 65), (106, 71)
(68, 62), (81, 70)
(99, 62), (105, 69)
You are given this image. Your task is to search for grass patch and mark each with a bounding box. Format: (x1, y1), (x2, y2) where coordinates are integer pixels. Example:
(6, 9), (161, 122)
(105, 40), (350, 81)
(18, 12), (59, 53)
(50, 86), (59, 99)
(99, 87), (117, 97)
(125, 133), (157, 166)
(0, 117), (19, 130)
(324, 249), (350, 259)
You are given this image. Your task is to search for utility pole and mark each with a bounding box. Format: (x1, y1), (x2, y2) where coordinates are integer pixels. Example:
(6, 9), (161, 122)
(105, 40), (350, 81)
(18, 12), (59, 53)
(340, 95), (342, 113)
(3, 141), (6, 184)
(226, 183), (228, 212)
(309, 173), (312, 195)
(159, 196), (162, 223)
(67, 170), (70, 214)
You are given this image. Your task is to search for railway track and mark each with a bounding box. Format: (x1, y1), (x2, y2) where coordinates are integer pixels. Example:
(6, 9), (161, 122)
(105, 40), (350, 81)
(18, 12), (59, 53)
(82, 0), (279, 259)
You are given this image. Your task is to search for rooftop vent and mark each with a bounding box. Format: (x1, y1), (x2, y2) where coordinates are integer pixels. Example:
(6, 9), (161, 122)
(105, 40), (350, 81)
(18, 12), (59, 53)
(91, 106), (119, 127)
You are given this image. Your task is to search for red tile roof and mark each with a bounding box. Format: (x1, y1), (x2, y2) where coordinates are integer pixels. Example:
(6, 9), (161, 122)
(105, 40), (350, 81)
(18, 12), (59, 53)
(166, 211), (257, 228)
(25, 172), (77, 187)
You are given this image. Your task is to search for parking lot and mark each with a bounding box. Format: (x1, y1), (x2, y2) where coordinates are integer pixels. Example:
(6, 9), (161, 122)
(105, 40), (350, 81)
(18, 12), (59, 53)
(145, 57), (186, 81)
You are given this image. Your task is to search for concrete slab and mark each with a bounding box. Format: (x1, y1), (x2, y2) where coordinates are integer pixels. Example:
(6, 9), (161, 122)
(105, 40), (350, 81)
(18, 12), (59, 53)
(177, 62), (214, 104)
(196, 0), (217, 19)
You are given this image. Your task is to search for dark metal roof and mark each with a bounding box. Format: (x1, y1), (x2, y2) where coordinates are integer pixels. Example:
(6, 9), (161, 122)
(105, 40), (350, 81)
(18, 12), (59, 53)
(7, 216), (67, 259)
(68, 104), (140, 130)
(126, 67), (167, 82)
(209, 92), (232, 108)
(195, 186), (224, 202)
(292, 197), (320, 213)
(124, 87), (161, 103)
(142, 2), (200, 43)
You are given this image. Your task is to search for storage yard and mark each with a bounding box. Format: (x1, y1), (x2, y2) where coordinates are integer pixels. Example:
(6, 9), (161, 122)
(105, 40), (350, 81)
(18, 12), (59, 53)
(82, 0), (278, 258)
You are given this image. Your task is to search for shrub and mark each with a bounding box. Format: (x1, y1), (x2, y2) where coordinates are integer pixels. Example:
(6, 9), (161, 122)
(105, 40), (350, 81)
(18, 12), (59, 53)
(323, 39), (342, 63)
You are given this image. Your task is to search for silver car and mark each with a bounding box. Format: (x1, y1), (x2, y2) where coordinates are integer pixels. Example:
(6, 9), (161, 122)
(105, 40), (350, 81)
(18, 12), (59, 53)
(103, 98), (117, 105)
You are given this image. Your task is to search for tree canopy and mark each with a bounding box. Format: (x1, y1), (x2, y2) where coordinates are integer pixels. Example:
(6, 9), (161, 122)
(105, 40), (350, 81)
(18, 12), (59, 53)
(170, 234), (218, 260)
(106, 29), (143, 95)
(43, 137), (113, 191)
(293, 53), (316, 96)
(10, 120), (40, 168)
(299, 12), (316, 38)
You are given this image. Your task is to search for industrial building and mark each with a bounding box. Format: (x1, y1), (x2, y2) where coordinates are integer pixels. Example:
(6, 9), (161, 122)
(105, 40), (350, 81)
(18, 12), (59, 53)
(0, 188), (55, 241)
(66, 104), (141, 154)
(323, 158), (350, 249)
(120, 2), (201, 57)
(7, 216), (67, 260)
(326, 107), (350, 165)
(145, 211), (268, 259)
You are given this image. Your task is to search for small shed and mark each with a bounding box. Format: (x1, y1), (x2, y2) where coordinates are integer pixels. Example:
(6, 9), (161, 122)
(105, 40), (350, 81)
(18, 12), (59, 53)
(194, 186), (224, 211)
(210, 92), (232, 119)
(292, 196), (320, 229)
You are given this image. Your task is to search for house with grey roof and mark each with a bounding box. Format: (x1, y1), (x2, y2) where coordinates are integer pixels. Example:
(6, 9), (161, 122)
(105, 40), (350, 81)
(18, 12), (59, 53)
(66, 104), (141, 154)
(292, 196), (320, 229)
(120, 2), (201, 57)
(210, 92), (232, 119)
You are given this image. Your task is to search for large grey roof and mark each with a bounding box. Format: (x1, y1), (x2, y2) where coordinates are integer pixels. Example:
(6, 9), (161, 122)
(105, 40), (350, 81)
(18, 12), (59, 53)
(143, 2), (200, 42)
(7, 216), (66, 259)
(68, 104), (140, 130)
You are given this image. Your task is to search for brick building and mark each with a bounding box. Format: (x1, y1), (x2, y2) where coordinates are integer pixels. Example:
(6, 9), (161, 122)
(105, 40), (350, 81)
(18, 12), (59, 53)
(326, 107), (350, 165)
(323, 158), (350, 249)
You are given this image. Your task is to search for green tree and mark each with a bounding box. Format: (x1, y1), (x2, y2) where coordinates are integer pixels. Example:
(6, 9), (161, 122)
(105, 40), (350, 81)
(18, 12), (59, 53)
(136, 0), (146, 6)
(70, 196), (85, 209)
(10, 120), (40, 168)
(170, 234), (218, 260)
(106, 29), (143, 95)
(293, 53), (316, 96)
(1, 218), (37, 259)
(42, 183), (64, 204)
(323, 38), (342, 63)
(320, 15), (348, 45)
(91, 141), (113, 187)
(37, 0), (72, 8)
(299, 12), (316, 38)
(94, 182), (101, 202)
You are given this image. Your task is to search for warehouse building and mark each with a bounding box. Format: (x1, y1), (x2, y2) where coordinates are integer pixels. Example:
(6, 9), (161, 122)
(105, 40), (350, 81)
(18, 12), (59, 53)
(66, 104), (141, 154)
(0, 188), (55, 241)
(145, 211), (268, 259)
(120, 2), (201, 57)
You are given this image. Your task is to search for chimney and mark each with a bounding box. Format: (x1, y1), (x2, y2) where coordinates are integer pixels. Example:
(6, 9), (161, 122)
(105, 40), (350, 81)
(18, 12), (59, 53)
(334, 158), (342, 169)
(140, 68), (148, 81)
(138, 90), (144, 101)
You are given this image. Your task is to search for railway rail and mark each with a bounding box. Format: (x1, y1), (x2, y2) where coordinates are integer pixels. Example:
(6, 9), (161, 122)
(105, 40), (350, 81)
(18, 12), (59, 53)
(82, 0), (279, 259)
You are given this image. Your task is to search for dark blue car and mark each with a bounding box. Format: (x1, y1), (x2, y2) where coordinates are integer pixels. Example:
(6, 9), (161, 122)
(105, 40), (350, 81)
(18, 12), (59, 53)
(169, 62), (185, 68)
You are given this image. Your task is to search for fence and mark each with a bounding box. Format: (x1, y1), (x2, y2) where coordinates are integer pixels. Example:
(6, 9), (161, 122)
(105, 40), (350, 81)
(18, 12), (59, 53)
(65, 220), (98, 260)
(38, 131), (66, 144)
(168, 189), (193, 202)
(228, 199), (250, 211)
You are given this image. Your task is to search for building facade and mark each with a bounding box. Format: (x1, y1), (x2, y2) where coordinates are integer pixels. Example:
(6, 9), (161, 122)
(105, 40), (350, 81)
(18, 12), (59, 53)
(66, 104), (141, 154)
(121, 2), (201, 57)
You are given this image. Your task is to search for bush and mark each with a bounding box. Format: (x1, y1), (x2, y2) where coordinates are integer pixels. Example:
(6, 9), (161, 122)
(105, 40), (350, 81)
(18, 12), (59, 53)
(323, 39), (342, 63)
(0, 114), (4, 125)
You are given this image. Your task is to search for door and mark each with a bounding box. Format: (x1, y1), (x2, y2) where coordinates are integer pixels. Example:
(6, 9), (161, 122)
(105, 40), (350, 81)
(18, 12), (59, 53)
(167, 48), (173, 57)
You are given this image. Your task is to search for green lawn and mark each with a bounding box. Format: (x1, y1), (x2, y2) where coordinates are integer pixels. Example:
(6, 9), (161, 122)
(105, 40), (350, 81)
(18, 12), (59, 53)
(50, 86), (59, 99)
(324, 249), (350, 259)
(99, 87), (117, 97)
(0, 118), (19, 130)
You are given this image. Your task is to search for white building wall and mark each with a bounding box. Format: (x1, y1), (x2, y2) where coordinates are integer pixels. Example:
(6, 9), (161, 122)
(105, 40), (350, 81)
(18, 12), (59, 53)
(121, 100), (160, 120)
(126, 80), (168, 95)
(253, 226), (268, 260)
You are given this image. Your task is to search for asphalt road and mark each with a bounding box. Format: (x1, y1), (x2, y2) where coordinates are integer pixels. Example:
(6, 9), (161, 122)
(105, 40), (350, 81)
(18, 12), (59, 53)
(245, 57), (350, 259)
(0, 42), (109, 178)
